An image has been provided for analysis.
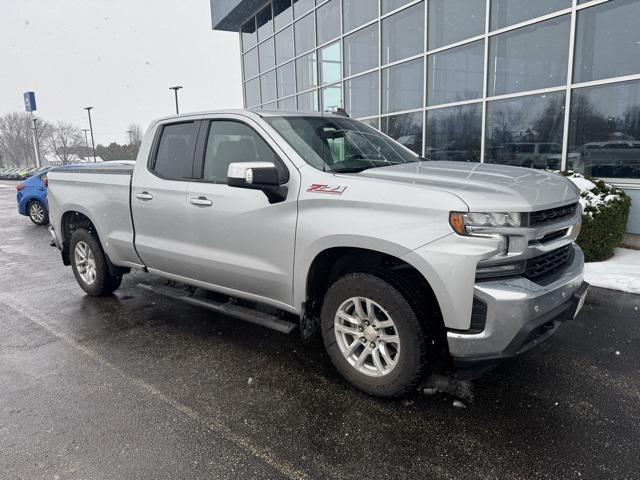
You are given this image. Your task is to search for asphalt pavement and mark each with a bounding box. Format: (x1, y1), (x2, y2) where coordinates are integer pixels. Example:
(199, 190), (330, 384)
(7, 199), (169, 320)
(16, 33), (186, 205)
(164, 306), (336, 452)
(0, 180), (639, 480)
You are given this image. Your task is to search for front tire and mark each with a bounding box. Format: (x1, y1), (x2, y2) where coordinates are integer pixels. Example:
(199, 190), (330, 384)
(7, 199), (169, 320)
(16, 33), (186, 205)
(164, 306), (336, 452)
(69, 228), (122, 296)
(321, 273), (431, 398)
(28, 200), (48, 225)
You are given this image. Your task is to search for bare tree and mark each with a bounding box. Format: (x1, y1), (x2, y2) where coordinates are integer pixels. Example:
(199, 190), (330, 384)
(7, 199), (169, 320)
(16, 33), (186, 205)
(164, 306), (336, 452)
(126, 123), (143, 145)
(47, 121), (83, 164)
(0, 112), (43, 167)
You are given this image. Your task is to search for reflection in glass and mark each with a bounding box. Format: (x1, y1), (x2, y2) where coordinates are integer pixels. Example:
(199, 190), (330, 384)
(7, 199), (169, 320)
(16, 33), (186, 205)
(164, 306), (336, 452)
(490, 0), (570, 30)
(344, 23), (378, 77)
(273, 0), (293, 30)
(317, 0), (341, 45)
(241, 18), (257, 52)
(382, 0), (412, 15)
(345, 72), (379, 119)
(319, 42), (341, 85)
(322, 84), (343, 110)
(381, 2), (424, 65)
(294, 0), (314, 18)
(574, 0), (640, 84)
(298, 90), (319, 111)
(243, 48), (259, 80)
(277, 62), (296, 98)
(485, 91), (565, 170)
(427, 41), (483, 106)
(569, 80), (640, 179)
(426, 104), (482, 162)
(245, 77), (261, 107)
(279, 96), (297, 110)
(428, 0), (485, 50)
(256, 4), (273, 43)
(260, 71), (277, 104)
(258, 37), (275, 72)
(343, 0), (377, 33)
(381, 112), (423, 155)
(295, 12), (315, 55)
(296, 52), (318, 91)
(382, 58), (424, 114)
(262, 102), (278, 110)
(488, 15), (570, 96)
(360, 117), (380, 130)
(275, 27), (294, 65)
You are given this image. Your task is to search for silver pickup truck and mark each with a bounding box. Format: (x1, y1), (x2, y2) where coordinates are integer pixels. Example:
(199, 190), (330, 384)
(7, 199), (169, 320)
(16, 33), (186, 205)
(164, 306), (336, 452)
(48, 110), (588, 397)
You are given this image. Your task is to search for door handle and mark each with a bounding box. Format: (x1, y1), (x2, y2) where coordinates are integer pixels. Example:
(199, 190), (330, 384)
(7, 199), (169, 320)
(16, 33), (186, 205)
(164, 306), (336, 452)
(189, 196), (213, 207)
(135, 192), (153, 201)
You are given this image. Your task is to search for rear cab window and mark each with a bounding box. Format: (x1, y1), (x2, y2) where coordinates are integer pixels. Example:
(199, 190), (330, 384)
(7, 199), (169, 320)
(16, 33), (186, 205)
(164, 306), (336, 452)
(150, 122), (199, 180)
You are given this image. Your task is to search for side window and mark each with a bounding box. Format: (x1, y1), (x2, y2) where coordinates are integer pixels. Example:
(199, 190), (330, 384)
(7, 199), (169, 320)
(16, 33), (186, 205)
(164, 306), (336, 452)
(202, 120), (285, 183)
(152, 122), (199, 180)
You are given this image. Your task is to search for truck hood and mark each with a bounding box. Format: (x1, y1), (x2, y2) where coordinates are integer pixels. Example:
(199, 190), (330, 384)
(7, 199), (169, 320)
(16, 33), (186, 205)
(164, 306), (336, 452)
(356, 161), (580, 212)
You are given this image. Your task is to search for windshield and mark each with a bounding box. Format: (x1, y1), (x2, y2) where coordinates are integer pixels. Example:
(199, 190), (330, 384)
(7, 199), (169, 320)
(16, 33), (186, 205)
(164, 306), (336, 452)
(264, 116), (419, 173)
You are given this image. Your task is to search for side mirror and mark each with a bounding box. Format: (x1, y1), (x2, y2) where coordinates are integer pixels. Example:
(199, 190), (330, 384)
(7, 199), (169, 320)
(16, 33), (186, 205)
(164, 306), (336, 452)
(227, 162), (280, 188)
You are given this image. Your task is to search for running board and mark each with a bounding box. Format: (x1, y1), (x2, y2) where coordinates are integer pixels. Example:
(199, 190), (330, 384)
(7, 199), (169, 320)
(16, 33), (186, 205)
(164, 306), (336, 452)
(137, 283), (297, 334)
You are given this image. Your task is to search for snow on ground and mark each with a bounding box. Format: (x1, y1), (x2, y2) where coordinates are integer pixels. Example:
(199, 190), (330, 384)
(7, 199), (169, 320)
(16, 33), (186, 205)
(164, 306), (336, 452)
(584, 248), (640, 295)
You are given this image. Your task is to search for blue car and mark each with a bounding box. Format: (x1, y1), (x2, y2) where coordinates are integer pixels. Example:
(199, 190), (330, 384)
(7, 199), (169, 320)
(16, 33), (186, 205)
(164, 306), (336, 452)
(17, 169), (51, 225)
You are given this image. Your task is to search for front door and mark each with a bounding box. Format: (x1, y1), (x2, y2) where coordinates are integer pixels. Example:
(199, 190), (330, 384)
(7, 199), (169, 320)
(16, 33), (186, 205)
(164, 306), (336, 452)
(186, 118), (298, 308)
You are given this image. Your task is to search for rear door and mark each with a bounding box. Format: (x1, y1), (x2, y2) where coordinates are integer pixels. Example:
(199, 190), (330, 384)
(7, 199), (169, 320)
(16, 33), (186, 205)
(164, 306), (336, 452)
(185, 116), (298, 307)
(131, 120), (202, 278)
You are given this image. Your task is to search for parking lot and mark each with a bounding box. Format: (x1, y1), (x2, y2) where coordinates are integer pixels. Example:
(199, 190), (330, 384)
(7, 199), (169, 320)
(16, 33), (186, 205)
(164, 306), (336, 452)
(0, 179), (639, 480)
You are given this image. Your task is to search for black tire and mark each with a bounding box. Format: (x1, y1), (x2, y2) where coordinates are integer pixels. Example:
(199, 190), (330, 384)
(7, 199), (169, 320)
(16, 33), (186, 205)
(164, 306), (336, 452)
(69, 228), (122, 296)
(320, 273), (431, 398)
(27, 200), (48, 225)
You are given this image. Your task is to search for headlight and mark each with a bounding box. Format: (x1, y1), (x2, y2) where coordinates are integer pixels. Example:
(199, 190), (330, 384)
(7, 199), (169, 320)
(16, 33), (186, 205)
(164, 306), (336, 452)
(449, 211), (522, 235)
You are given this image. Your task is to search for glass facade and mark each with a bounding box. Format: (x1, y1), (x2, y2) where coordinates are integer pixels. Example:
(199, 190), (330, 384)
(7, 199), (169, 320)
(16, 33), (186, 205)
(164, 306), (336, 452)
(239, 0), (640, 181)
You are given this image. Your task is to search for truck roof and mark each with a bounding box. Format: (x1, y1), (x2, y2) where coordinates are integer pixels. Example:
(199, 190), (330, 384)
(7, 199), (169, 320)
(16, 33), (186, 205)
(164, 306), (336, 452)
(152, 109), (347, 123)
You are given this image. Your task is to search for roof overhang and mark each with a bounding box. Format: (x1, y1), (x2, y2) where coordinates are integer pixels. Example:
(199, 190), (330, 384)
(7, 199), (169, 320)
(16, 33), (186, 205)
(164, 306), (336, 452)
(211, 0), (269, 32)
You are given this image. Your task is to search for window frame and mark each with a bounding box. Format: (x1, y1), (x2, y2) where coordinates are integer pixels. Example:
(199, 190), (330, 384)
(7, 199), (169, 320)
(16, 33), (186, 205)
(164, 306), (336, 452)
(148, 120), (204, 182)
(191, 118), (290, 185)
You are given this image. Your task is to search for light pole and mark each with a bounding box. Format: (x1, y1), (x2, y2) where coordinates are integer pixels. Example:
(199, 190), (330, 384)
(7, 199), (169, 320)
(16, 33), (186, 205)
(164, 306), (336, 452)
(31, 115), (41, 168)
(126, 130), (133, 144)
(169, 86), (182, 114)
(82, 129), (91, 161)
(84, 106), (97, 162)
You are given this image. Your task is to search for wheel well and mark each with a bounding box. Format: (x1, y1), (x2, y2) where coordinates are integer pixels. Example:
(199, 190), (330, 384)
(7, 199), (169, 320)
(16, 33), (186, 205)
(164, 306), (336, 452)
(305, 247), (447, 350)
(59, 211), (98, 266)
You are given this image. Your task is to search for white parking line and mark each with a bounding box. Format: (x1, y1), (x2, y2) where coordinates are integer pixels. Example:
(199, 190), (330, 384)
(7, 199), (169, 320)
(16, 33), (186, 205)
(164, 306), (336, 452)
(0, 292), (312, 480)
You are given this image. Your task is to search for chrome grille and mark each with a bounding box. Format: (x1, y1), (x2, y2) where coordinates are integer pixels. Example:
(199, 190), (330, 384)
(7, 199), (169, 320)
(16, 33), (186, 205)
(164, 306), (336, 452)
(528, 203), (578, 227)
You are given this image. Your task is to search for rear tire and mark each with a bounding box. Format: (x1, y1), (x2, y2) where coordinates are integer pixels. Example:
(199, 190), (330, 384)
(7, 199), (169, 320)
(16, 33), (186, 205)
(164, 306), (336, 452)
(69, 228), (122, 296)
(28, 200), (48, 225)
(320, 273), (431, 398)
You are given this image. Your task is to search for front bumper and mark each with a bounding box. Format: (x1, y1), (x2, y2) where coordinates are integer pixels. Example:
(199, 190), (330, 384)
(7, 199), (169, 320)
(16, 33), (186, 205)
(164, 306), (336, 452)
(448, 243), (587, 373)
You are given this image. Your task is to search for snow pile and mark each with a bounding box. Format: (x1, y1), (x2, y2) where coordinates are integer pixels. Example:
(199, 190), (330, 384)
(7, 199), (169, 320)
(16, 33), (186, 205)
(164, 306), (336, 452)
(563, 172), (622, 218)
(584, 248), (640, 294)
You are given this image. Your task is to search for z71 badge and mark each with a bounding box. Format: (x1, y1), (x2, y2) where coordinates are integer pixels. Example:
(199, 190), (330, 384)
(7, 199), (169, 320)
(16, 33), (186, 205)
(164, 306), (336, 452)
(307, 184), (348, 195)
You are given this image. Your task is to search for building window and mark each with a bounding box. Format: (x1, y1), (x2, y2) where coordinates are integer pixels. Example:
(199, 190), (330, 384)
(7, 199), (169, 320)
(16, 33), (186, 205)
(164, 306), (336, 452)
(275, 26), (294, 66)
(343, 23), (378, 77)
(296, 52), (318, 91)
(243, 48), (259, 80)
(260, 70), (277, 104)
(321, 83), (343, 111)
(426, 103), (482, 162)
(381, 111), (423, 155)
(277, 61), (296, 98)
(343, 0), (378, 33)
(485, 91), (566, 170)
(279, 96), (297, 110)
(428, 0), (485, 51)
(258, 37), (275, 72)
(256, 4), (273, 43)
(241, 18), (257, 52)
(273, 0), (293, 31)
(573, 0), (640, 84)
(317, 0), (341, 46)
(381, 1), (424, 65)
(382, 58), (424, 114)
(427, 40), (484, 106)
(293, 0), (314, 19)
(568, 80), (640, 179)
(490, 0), (571, 31)
(297, 90), (319, 111)
(382, 0), (412, 15)
(294, 12), (315, 55)
(319, 42), (341, 85)
(488, 15), (570, 97)
(345, 72), (379, 118)
(360, 117), (380, 130)
(245, 77), (261, 107)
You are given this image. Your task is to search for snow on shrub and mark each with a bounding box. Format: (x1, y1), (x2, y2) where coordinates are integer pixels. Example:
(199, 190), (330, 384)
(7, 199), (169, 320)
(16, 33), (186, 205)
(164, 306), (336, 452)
(556, 171), (631, 262)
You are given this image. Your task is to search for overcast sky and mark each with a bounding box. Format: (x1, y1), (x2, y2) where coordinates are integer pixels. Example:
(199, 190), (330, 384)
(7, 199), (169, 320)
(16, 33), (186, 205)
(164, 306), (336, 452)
(0, 0), (243, 145)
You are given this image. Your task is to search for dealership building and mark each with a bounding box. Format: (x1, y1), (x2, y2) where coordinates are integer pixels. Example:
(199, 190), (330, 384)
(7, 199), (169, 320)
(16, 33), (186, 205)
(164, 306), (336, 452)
(210, 0), (640, 235)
